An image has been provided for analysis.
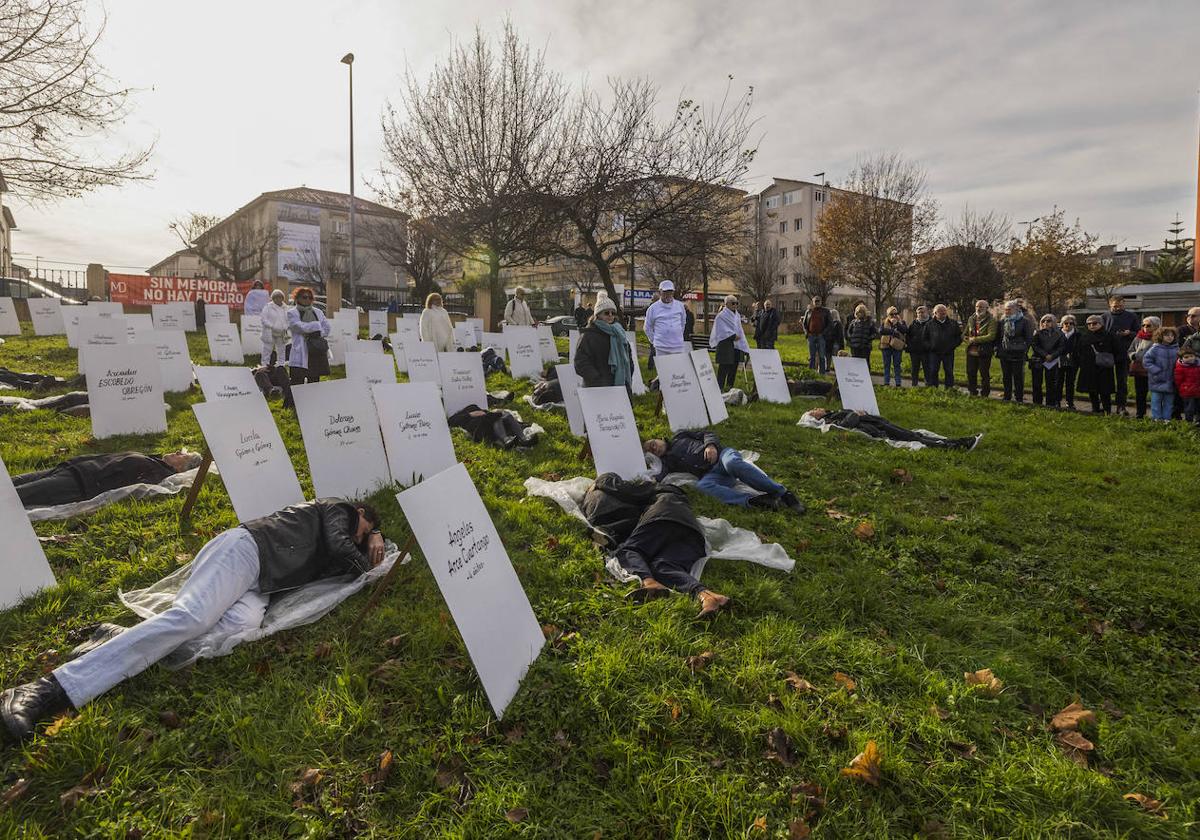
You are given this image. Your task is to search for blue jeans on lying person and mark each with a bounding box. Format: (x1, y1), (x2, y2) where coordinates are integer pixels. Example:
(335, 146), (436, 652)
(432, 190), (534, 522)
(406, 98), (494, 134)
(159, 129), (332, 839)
(696, 448), (786, 506)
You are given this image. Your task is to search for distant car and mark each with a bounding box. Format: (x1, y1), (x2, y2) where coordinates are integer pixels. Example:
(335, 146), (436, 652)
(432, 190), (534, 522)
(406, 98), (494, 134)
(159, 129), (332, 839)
(313, 296), (362, 315)
(544, 315), (578, 336)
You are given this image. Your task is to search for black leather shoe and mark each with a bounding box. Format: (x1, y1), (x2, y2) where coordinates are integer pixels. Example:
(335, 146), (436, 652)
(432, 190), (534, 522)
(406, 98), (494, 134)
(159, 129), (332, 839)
(1, 675), (73, 744)
(779, 491), (807, 515)
(747, 493), (781, 510)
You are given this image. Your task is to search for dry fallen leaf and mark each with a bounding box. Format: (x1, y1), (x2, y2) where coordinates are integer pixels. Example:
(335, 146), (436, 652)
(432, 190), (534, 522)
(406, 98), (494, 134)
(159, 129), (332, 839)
(784, 671), (815, 693)
(751, 815), (767, 832)
(505, 807), (528, 823)
(669, 702), (681, 721)
(788, 818), (812, 839)
(504, 725), (525, 744)
(796, 539), (812, 552)
(158, 710), (182, 729)
(891, 468), (913, 484)
(545, 536), (559, 550)
(362, 750), (394, 788)
(1123, 793), (1165, 816)
(1055, 730), (1094, 766)
(1088, 619), (1111, 638)
(1050, 702), (1096, 732)
(840, 740), (882, 786)
(964, 668), (1003, 697)
(941, 514), (959, 522)
(685, 651), (715, 673)
(43, 715), (72, 737)
(383, 634), (406, 649)
(833, 672), (857, 693)
(766, 727), (796, 765)
(853, 522), (876, 541)
(59, 783), (101, 810)
(312, 642), (333, 659)
(825, 508), (851, 521)
(1, 778), (32, 807)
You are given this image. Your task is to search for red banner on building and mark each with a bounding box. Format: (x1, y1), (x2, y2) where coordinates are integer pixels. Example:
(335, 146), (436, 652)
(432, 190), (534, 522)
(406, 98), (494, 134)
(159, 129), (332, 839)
(108, 274), (268, 310)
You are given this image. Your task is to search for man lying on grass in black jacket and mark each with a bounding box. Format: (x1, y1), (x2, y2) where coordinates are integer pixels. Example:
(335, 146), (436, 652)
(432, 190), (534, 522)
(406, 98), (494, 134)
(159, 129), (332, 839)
(12, 451), (203, 508)
(1, 499), (387, 744)
(802, 408), (981, 450)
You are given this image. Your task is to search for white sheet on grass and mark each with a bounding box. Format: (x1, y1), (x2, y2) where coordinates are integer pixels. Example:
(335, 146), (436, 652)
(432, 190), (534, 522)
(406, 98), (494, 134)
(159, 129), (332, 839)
(24, 464), (216, 522)
(523, 473), (794, 583)
(119, 540), (404, 668)
(797, 410), (981, 451)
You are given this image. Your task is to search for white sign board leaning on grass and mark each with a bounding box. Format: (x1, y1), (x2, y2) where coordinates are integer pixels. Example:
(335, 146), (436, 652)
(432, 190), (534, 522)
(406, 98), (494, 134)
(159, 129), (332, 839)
(292, 378), (392, 501)
(345, 351), (397, 388)
(84, 344), (167, 440)
(195, 365), (261, 404)
(240, 317), (263, 357)
(454, 322), (477, 350)
(124, 313), (154, 342)
(402, 340), (440, 385)
(504, 326), (542, 380)
(77, 315), (128, 373)
(206, 322), (245, 364)
(28, 298), (65, 336)
(396, 462), (545, 719)
(133, 330), (193, 393)
(204, 303), (230, 325)
(152, 303), (184, 331)
(368, 309), (389, 338)
(481, 332), (506, 360)
(0, 297), (20, 335)
(690, 349), (729, 425)
(372, 382), (457, 487)
(554, 364), (586, 437)
(656, 351), (710, 432)
(388, 331), (409, 373)
(193, 397), (304, 522)
(0, 453), (57, 611)
(578, 385), (646, 480)
(748, 348), (791, 405)
(536, 324), (558, 364)
(833, 355), (880, 415)
(438, 351), (487, 417)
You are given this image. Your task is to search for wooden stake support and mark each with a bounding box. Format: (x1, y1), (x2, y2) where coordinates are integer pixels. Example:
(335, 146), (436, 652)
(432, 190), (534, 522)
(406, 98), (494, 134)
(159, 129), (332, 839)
(350, 531), (417, 633)
(654, 390), (664, 416)
(178, 448), (213, 525)
(578, 440), (592, 461)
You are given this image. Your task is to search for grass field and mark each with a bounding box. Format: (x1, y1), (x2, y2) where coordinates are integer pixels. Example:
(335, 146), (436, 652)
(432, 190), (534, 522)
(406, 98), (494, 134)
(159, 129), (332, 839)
(1, 324), (1198, 838)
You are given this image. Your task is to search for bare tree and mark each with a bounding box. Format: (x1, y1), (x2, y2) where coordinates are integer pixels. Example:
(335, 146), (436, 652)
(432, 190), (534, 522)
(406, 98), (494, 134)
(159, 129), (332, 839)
(809, 152), (939, 318)
(734, 227), (784, 304)
(379, 22), (564, 326)
(944, 205), (1011, 251)
(797, 263), (836, 303)
(169, 211), (277, 282)
(359, 207), (448, 303)
(0, 0), (153, 202)
(536, 78), (757, 311)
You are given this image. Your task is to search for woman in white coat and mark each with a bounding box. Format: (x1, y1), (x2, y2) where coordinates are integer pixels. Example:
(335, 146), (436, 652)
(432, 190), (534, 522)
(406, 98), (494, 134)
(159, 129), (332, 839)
(419, 292), (454, 353)
(259, 289), (290, 366)
(284, 286), (331, 407)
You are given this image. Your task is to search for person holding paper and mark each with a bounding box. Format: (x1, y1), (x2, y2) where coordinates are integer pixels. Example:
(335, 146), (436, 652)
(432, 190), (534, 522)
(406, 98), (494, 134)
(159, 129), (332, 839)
(0, 500), (386, 743)
(285, 287), (331, 404)
(642, 431), (805, 514)
(243, 280), (270, 317)
(419, 293), (454, 352)
(260, 289), (291, 366)
(643, 280), (688, 358)
(12, 451), (202, 508)
(710, 296), (751, 391)
(581, 474), (732, 619)
(1029, 314), (1066, 407)
(574, 298), (634, 391)
(803, 408), (980, 450)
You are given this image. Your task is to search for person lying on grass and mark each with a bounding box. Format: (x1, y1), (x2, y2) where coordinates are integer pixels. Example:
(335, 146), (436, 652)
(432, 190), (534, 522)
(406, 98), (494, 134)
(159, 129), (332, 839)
(0, 499), (387, 744)
(580, 473), (731, 619)
(0, 391), (90, 417)
(12, 450), (204, 508)
(802, 408), (981, 450)
(641, 430), (806, 514)
(0, 367), (85, 392)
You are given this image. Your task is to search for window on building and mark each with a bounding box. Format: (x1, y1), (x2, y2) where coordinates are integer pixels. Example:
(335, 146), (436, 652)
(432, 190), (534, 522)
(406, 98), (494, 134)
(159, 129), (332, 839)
(782, 189), (800, 206)
(779, 221), (787, 234)
(794, 218), (802, 231)
(793, 273), (802, 285)
(815, 190), (825, 202)
(333, 220), (349, 235)
(765, 195), (781, 210)
(793, 245), (802, 257)
(779, 274), (787, 286)
(779, 248), (787, 260)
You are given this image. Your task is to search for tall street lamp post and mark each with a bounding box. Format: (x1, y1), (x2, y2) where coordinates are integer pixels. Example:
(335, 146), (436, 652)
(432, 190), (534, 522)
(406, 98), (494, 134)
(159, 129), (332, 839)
(341, 52), (356, 307)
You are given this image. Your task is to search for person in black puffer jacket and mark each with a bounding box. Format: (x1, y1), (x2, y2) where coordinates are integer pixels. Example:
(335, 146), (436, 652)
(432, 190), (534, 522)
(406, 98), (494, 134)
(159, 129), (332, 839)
(580, 473), (731, 619)
(845, 305), (878, 362)
(1075, 315), (1117, 414)
(449, 404), (539, 449)
(1029, 314), (1066, 407)
(0, 499), (386, 743)
(12, 450), (202, 508)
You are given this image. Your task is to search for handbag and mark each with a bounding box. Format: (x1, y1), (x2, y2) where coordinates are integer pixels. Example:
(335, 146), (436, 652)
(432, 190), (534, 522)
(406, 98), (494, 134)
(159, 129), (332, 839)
(1092, 346), (1115, 369)
(306, 332), (329, 355)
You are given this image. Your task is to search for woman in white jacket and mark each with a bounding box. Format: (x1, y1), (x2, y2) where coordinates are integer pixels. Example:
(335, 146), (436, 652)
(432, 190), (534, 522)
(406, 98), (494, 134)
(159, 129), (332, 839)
(419, 292), (454, 352)
(259, 289), (291, 365)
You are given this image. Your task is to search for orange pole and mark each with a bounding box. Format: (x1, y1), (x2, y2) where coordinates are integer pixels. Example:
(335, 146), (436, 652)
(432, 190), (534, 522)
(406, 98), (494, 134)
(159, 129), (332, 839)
(1195, 97), (1200, 283)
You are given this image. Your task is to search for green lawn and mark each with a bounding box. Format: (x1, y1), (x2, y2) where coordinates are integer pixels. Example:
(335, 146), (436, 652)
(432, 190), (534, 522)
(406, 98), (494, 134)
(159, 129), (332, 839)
(1, 326), (1197, 838)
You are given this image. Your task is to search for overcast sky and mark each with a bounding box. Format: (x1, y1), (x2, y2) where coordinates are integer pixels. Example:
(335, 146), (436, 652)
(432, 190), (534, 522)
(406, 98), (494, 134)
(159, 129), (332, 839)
(10, 0), (1200, 274)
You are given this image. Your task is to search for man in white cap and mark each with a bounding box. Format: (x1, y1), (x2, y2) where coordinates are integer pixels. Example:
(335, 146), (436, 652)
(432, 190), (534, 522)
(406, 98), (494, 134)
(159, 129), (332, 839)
(503, 286), (535, 327)
(643, 280), (688, 358)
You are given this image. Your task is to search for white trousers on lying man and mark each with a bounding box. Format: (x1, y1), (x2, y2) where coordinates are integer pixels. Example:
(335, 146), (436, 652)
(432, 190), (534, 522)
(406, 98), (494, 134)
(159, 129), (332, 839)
(54, 528), (268, 708)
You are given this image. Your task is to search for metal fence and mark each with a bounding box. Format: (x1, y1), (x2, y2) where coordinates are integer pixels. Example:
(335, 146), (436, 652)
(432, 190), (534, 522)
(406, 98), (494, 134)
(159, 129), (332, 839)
(1, 269), (88, 302)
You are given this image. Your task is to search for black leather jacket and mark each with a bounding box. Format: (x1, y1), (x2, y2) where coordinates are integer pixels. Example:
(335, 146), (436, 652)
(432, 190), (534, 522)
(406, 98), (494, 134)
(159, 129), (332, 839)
(241, 499), (371, 595)
(659, 429), (721, 479)
(581, 473), (705, 546)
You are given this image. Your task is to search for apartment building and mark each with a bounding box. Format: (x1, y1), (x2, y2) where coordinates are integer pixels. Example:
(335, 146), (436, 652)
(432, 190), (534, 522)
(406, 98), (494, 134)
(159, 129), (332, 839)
(148, 187), (407, 299)
(0, 173), (15, 278)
